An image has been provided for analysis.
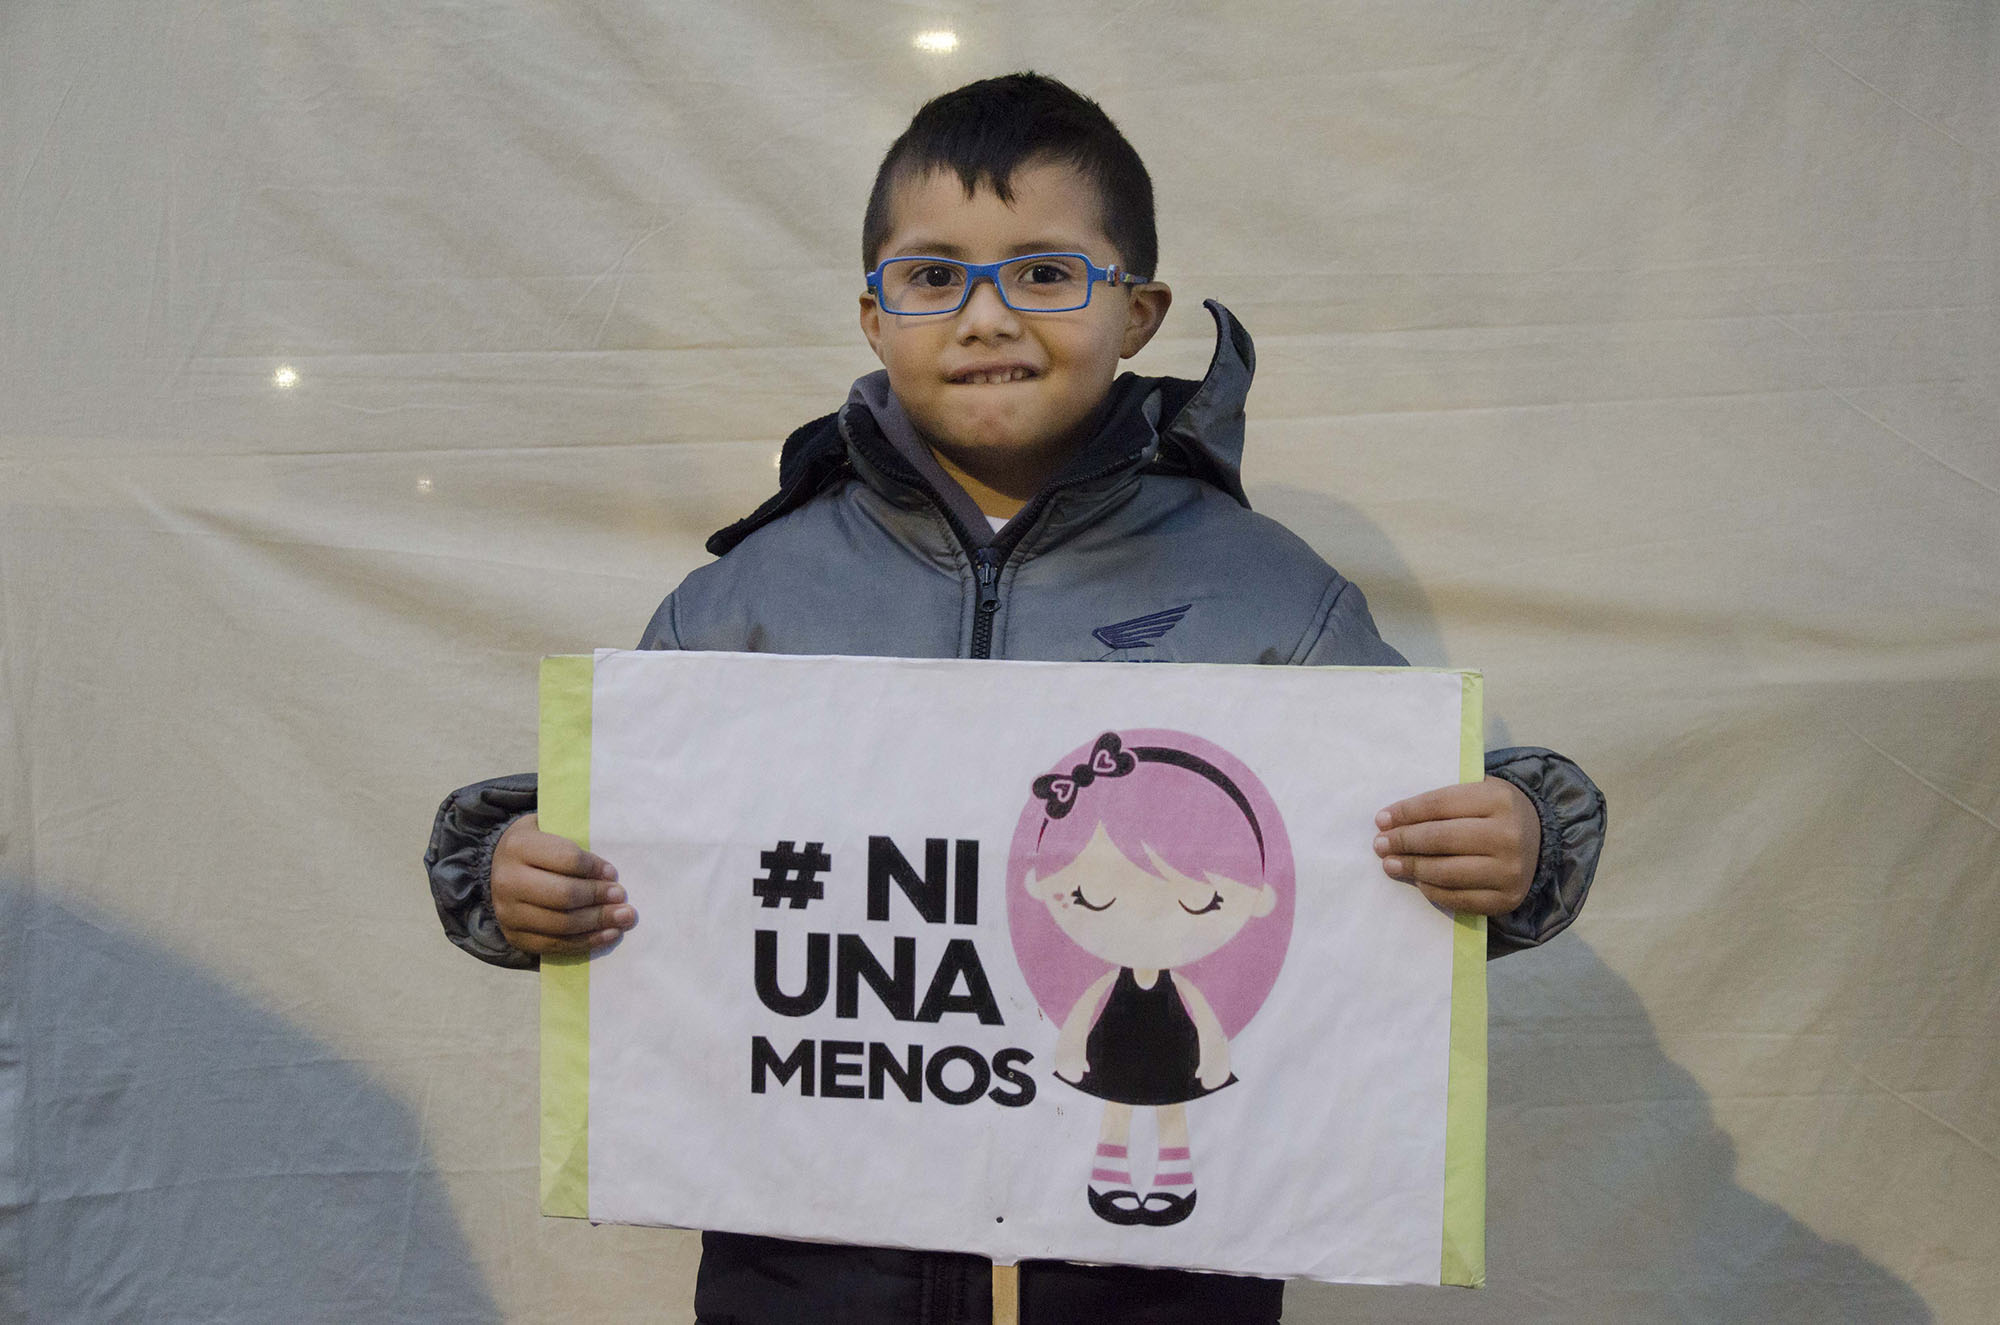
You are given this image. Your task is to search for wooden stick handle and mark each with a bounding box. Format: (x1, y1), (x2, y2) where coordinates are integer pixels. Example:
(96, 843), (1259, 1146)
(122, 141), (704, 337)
(992, 1262), (1020, 1325)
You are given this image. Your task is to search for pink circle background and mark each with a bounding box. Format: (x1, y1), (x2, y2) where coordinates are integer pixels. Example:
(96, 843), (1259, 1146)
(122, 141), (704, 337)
(1004, 728), (1295, 1038)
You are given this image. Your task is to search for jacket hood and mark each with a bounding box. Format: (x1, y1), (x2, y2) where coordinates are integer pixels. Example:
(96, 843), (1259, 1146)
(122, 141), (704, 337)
(707, 299), (1257, 556)
(1153, 298), (1257, 504)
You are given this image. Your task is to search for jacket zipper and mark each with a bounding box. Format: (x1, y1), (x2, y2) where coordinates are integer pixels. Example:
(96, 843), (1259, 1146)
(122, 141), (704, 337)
(955, 449), (1146, 660)
(838, 403), (1151, 662)
(970, 547), (1003, 659)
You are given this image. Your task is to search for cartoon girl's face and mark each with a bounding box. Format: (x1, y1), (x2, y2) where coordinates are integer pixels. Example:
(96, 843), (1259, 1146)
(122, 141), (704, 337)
(1026, 823), (1277, 971)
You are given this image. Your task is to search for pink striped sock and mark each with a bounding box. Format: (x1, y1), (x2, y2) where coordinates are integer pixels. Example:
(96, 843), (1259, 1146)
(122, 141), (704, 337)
(1153, 1145), (1194, 1195)
(1090, 1142), (1132, 1190)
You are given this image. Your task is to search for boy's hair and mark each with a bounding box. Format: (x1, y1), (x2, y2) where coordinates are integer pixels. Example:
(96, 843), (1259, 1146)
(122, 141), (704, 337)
(861, 72), (1158, 280)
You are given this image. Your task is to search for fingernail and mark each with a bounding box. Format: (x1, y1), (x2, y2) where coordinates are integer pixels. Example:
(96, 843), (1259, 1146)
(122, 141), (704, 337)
(605, 884), (626, 904)
(602, 864), (619, 881)
(1375, 810), (1392, 829)
(1373, 835), (1390, 855)
(610, 906), (633, 925)
(1383, 858), (1404, 877)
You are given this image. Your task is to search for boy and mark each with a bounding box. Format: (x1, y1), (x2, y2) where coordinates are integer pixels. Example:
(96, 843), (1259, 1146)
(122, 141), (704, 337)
(427, 73), (1605, 1324)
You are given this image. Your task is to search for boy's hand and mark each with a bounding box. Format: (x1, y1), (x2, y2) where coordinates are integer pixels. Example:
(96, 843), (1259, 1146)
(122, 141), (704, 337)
(1373, 777), (1540, 916)
(491, 814), (635, 956)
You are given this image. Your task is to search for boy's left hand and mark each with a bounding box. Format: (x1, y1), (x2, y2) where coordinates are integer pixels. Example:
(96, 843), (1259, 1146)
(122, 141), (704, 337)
(1374, 777), (1540, 916)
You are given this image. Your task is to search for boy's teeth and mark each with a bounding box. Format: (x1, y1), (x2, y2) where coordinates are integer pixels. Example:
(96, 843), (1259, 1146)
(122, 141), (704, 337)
(960, 368), (1032, 384)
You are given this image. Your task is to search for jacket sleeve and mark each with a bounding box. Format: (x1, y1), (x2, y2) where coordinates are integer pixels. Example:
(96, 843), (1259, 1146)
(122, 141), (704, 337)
(1482, 747), (1606, 956)
(1300, 578), (1607, 958)
(423, 593), (688, 970)
(426, 772), (540, 969)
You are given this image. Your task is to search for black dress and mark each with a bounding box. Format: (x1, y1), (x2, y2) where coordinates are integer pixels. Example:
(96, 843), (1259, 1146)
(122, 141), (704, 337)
(1064, 968), (1237, 1106)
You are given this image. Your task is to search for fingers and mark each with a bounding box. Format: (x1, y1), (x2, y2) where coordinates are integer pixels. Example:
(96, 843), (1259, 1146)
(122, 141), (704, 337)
(1376, 840), (1524, 913)
(490, 876), (636, 948)
(1376, 779), (1507, 831)
(1384, 816), (1520, 876)
(496, 908), (633, 956)
(1411, 882), (1522, 917)
(1372, 777), (1536, 915)
(501, 863), (624, 914)
(497, 897), (634, 938)
(1378, 850), (1498, 890)
(1377, 844), (1530, 911)
(499, 816), (618, 882)
(492, 815), (634, 955)
(508, 928), (628, 958)
(1375, 817), (1505, 862)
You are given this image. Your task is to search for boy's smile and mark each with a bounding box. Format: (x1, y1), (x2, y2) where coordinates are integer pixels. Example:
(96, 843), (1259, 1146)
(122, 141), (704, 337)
(860, 161), (1171, 513)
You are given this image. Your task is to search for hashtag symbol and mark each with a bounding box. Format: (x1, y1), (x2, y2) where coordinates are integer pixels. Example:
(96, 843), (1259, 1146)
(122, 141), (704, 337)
(752, 840), (832, 909)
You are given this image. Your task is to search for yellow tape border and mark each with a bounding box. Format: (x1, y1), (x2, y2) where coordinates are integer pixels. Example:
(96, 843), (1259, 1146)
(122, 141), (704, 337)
(538, 655), (594, 1218)
(1440, 671), (1489, 1286)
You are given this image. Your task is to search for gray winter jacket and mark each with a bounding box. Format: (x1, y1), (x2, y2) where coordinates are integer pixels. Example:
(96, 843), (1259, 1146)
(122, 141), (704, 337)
(423, 300), (1605, 1325)
(428, 301), (1603, 973)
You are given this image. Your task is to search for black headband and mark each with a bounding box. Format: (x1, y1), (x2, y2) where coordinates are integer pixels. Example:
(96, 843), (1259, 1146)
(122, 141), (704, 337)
(1031, 732), (1266, 868)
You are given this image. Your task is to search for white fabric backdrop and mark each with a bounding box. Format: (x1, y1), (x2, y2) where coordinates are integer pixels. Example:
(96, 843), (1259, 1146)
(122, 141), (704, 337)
(2, 2), (1993, 1320)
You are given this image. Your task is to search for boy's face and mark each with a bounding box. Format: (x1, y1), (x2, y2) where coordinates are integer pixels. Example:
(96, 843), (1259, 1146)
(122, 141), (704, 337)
(859, 160), (1171, 497)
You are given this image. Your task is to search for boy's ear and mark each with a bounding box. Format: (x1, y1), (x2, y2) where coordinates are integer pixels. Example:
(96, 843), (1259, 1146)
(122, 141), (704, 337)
(1119, 282), (1172, 359)
(858, 293), (888, 364)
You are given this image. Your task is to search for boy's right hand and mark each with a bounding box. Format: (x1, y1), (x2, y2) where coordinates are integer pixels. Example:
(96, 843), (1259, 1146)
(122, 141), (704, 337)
(491, 814), (635, 956)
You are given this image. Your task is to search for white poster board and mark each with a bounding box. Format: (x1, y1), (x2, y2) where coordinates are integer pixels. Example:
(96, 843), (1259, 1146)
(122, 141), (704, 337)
(538, 650), (1486, 1286)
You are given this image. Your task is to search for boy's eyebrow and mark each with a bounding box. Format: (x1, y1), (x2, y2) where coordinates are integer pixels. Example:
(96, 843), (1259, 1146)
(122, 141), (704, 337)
(887, 238), (1100, 260)
(888, 240), (972, 259)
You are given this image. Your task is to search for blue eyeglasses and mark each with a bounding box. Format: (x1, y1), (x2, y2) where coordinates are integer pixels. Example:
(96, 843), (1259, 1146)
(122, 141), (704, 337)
(866, 252), (1149, 316)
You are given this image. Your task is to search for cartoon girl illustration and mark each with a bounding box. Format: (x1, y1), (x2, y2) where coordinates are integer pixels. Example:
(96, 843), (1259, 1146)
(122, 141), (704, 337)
(1006, 730), (1294, 1228)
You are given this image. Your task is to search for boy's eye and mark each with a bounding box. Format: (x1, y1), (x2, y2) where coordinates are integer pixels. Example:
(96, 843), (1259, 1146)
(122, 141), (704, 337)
(1069, 886), (1113, 912)
(911, 263), (963, 289)
(1179, 891), (1224, 916)
(1020, 262), (1074, 285)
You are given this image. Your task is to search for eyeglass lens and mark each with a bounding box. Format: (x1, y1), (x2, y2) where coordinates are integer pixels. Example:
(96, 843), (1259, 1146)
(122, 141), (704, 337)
(878, 255), (1093, 313)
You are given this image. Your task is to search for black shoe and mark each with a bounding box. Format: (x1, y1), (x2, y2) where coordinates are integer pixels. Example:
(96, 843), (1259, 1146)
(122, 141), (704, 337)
(1138, 1189), (1197, 1226)
(1088, 1186), (1147, 1226)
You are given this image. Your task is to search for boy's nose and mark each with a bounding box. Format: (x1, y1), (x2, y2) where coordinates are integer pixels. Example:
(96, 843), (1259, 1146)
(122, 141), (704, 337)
(955, 277), (1021, 336)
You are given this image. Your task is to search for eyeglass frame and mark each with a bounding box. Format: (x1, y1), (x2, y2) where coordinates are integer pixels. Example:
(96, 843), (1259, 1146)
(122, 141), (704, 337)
(864, 251), (1152, 316)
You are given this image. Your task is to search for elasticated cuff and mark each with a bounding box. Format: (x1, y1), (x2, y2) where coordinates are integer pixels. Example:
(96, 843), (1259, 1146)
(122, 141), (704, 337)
(424, 772), (541, 969)
(1481, 747), (1607, 958)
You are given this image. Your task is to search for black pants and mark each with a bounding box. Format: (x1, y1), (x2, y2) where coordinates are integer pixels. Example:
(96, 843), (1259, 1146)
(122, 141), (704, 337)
(695, 1232), (1285, 1324)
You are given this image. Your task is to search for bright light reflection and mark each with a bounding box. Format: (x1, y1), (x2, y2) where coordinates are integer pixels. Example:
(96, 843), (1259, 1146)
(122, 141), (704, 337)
(416, 476), (434, 494)
(913, 30), (958, 53)
(273, 365), (299, 389)
(771, 450), (783, 471)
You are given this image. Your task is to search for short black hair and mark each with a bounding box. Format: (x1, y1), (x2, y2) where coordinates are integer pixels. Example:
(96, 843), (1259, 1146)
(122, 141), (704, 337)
(861, 73), (1157, 280)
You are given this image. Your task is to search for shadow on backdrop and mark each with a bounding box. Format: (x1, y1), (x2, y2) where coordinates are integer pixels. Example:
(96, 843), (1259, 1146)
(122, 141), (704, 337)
(1256, 485), (1930, 1323)
(0, 880), (498, 1323)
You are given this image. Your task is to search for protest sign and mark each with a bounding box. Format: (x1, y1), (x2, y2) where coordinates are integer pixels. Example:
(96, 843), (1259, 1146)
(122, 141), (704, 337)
(538, 650), (1485, 1286)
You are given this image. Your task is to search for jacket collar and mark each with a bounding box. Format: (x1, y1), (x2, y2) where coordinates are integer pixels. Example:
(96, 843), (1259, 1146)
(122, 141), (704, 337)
(705, 299), (1256, 557)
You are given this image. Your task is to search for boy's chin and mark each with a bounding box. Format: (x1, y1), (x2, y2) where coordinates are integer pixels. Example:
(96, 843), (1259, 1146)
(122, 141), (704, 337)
(928, 427), (1076, 478)
(934, 407), (1095, 459)
(936, 429), (1052, 460)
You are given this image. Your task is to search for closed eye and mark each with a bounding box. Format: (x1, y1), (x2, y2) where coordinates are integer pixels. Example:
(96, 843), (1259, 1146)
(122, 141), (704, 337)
(1070, 887), (1113, 912)
(1179, 892), (1224, 916)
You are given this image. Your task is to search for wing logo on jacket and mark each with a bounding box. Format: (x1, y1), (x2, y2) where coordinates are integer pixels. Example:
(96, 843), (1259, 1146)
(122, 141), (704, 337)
(1093, 605), (1194, 659)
